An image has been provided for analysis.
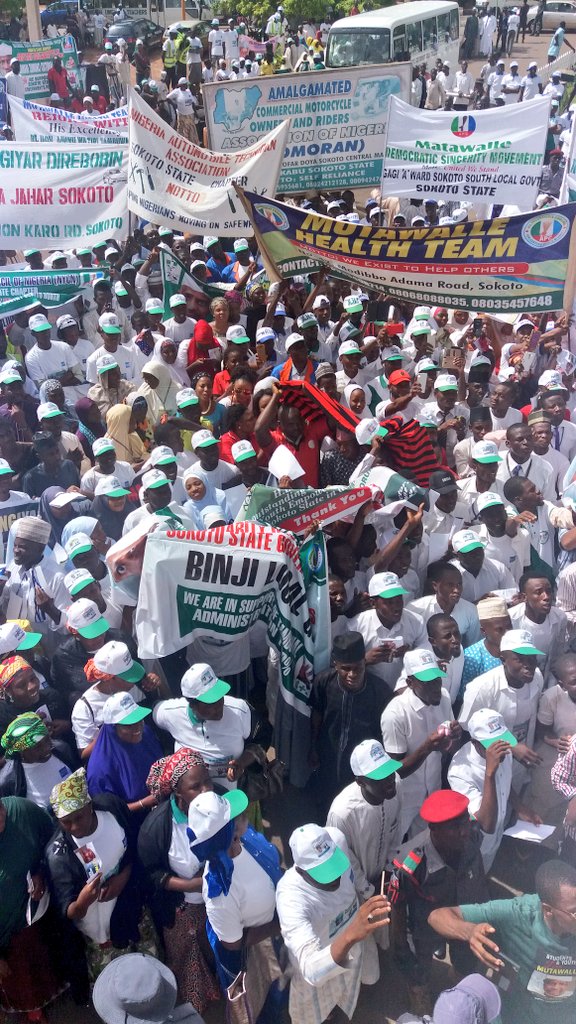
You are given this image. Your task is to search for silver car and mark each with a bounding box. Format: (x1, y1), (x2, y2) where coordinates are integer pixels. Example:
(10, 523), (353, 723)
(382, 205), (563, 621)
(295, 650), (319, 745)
(527, 0), (576, 31)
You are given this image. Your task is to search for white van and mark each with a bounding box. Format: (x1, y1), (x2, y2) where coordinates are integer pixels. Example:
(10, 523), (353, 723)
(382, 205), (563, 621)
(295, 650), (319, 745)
(326, 1), (460, 69)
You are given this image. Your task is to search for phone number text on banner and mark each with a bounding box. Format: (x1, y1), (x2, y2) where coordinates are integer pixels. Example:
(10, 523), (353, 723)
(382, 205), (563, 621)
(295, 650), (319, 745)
(382, 95), (550, 208)
(203, 63), (411, 193)
(0, 144), (128, 248)
(8, 96), (128, 144)
(244, 190), (576, 313)
(0, 36), (81, 101)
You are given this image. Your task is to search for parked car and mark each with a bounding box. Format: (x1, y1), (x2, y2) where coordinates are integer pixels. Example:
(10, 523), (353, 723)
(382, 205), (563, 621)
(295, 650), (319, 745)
(105, 18), (164, 55)
(527, 0), (576, 31)
(163, 19), (212, 55)
(41, 0), (85, 28)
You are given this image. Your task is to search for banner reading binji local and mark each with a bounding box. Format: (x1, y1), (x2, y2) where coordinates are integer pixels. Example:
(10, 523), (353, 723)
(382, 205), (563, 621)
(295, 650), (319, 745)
(128, 90), (288, 237)
(203, 63), (411, 193)
(243, 190), (576, 313)
(382, 95), (550, 208)
(0, 144), (128, 248)
(8, 96), (128, 145)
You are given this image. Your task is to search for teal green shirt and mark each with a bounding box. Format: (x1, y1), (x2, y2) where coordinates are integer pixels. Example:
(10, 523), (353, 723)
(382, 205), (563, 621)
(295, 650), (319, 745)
(460, 893), (576, 1024)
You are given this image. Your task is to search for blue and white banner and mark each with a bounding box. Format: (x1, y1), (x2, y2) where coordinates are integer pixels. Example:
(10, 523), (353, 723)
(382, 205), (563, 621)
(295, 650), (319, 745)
(382, 94), (550, 207)
(203, 63), (411, 194)
(8, 96), (128, 144)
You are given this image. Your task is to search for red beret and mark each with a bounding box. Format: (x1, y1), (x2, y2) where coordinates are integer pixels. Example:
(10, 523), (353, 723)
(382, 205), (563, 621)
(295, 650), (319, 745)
(388, 369), (411, 387)
(421, 789), (469, 824)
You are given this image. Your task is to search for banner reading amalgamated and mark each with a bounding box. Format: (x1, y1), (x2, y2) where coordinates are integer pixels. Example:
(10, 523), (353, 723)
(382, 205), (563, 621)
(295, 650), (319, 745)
(128, 91), (288, 236)
(382, 95), (550, 207)
(8, 96), (128, 145)
(203, 63), (411, 193)
(244, 190), (576, 313)
(134, 523), (321, 785)
(0, 143), (128, 247)
(0, 36), (81, 101)
(0, 268), (105, 310)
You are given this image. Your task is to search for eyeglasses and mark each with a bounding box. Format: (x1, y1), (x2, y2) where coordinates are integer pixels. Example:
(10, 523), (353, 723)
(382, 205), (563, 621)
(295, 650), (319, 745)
(548, 904), (576, 920)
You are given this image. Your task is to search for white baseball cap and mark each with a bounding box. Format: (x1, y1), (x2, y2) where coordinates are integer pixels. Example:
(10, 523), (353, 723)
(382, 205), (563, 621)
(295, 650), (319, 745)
(538, 369), (567, 391)
(191, 429), (218, 450)
(98, 312), (122, 335)
(169, 293), (187, 309)
(102, 691), (151, 726)
(468, 708), (518, 749)
(231, 439), (256, 463)
(188, 790), (248, 846)
(285, 332), (305, 352)
(92, 438), (116, 458)
(96, 353), (119, 375)
(343, 295), (363, 314)
(65, 532), (94, 558)
(355, 418), (389, 446)
(29, 313), (51, 333)
(64, 567), (96, 597)
(226, 324), (250, 343)
(338, 339), (362, 357)
(500, 629), (544, 657)
(181, 662), (230, 703)
(0, 459), (13, 476)
(350, 739), (402, 780)
(289, 824), (350, 883)
(339, 321), (361, 344)
(142, 469), (170, 492)
(114, 281), (128, 297)
(415, 357), (438, 373)
(233, 238), (249, 253)
(66, 597), (109, 639)
(476, 491), (504, 513)
(145, 298), (164, 315)
(256, 326), (277, 345)
(56, 314), (78, 331)
(149, 445), (176, 467)
(382, 346), (405, 362)
(0, 622), (42, 656)
(403, 648), (446, 682)
(312, 295), (331, 310)
(452, 529), (486, 554)
(471, 440), (501, 464)
(49, 491), (80, 511)
(176, 388), (199, 410)
(37, 402), (63, 420)
(94, 475), (130, 499)
(368, 571), (408, 599)
(93, 640), (145, 683)
(435, 373), (458, 391)
(297, 312), (318, 330)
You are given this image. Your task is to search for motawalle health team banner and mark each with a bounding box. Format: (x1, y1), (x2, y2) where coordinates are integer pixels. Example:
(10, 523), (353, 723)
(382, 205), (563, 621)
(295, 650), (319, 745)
(203, 63), (411, 193)
(135, 524), (329, 785)
(0, 144), (128, 247)
(8, 96), (129, 145)
(128, 90), (288, 236)
(0, 36), (81, 101)
(382, 95), (550, 207)
(243, 190), (576, 313)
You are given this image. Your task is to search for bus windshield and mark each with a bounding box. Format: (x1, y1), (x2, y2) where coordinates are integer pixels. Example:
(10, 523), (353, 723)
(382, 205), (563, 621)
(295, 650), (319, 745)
(327, 28), (391, 67)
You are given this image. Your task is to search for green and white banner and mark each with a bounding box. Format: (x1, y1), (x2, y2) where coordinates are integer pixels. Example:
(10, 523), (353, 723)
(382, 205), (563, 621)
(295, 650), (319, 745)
(0, 143), (128, 248)
(382, 95), (550, 207)
(203, 63), (411, 194)
(135, 522), (325, 785)
(129, 90), (288, 236)
(0, 268), (105, 312)
(8, 96), (128, 145)
(0, 36), (81, 102)
(236, 483), (379, 535)
(159, 247), (236, 318)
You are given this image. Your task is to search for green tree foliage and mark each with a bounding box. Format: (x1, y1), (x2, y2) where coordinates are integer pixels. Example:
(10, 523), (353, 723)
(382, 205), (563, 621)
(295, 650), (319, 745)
(212, 0), (393, 30)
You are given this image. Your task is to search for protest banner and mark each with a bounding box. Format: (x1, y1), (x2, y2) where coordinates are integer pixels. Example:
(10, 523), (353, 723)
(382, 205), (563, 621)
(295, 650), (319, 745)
(560, 124), (576, 204)
(0, 36), (81, 102)
(236, 483), (380, 535)
(382, 95), (550, 208)
(159, 246), (236, 317)
(0, 143), (128, 248)
(8, 96), (128, 145)
(241, 190), (576, 313)
(128, 91), (288, 237)
(238, 33), (281, 55)
(134, 522), (322, 784)
(0, 267), (104, 311)
(203, 63), (411, 193)
(0, 499), (39, 549)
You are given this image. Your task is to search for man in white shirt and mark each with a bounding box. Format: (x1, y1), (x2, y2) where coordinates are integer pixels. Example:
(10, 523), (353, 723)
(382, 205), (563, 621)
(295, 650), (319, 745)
(5, 58), (27, 99)
(186, 30), (203, 85)
(452, 60), (474, 108)
(25, 314), (84, 400)
(437, 61), (454, 91)
(502, 60), (522, 103)
(327, 740), (402, 983)
(350, 572), (428, 692)
(208, 19), (224, 60)
(167, 79), (198, 143)
(424, 67), (446, 110)
(509, 571), (568, 681)
(489, 380), (522, 431)
(496, 422), (555, 502)
(55, 315), (94, 387)
(162, 293), (196, 345)
(276, 823), (390, 1024)
(408, 562), (481, 648)
(223, 19), (240, 61)
(519, 62), (543, 101)
(488, 59), (506, 104)
(85, 313), (137, 384)
(81, 437), (135, 495)
(1, 517), (69, 656)
(381, 648), (460, 837)
(506, 10), (520, 54)
(459, 628), (545, 786)
(529, 410), (569, 499)
(539, 390), (576, 461)
(449, 529), (515, 604)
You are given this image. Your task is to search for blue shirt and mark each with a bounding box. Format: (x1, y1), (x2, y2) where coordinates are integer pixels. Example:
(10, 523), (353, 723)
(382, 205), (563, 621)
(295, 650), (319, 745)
(460, 640), (502, 699)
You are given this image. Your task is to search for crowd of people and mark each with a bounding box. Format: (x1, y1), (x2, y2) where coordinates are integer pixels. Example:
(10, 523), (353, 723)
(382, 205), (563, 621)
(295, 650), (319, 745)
(2, 4), (576, 1024)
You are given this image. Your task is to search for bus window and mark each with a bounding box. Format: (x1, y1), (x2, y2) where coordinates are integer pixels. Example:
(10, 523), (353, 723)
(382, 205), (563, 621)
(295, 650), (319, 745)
(393, 26), (407, 60)
(422, 16), (438, 51)
(328, 29), (391, 66)
(449, 8), (459, 39)
(437, 11), (452, 41)
(406, 20), (423, 53)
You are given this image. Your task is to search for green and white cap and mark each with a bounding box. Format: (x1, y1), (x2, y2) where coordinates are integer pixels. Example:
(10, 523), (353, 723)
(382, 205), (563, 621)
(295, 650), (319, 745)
(98, 312), (122, 335)
(94, 475), (130, 499)
(181, 663), (230, 703)
(93, 640), (145, 683)
(368, 571), (408, 599)
(343, 295), (363, 314)
(404, 648), (446, 682)
(148, 445), (177, 468)
(231, 439), (256, 463)
(65, 532), (94, 558)
(92, 438), (116, 458)
(96, 353), (119, 375)
(64, 567), (95, 597)
(290, 823), (350, 884)
(191, 429), (218, 451)
(451, 529), (485, 554)
(471, 441), (501, 464)
(355, 418), (388, 445)
(141, 469), (170, 491)
(67, 597), (109, 639)
(188, 790), (248, 846)
(468, 708), (518, 749)
(102, 691), (151, 726)
(37, 402), (63, 420)
(0, 459), (13, 476)
(176, 388), (200, 410)
(350, 739), (402, 780)
(435, 373), (458, 391)
(500, 629), (544, 657)
(476, 491), (504, 513)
